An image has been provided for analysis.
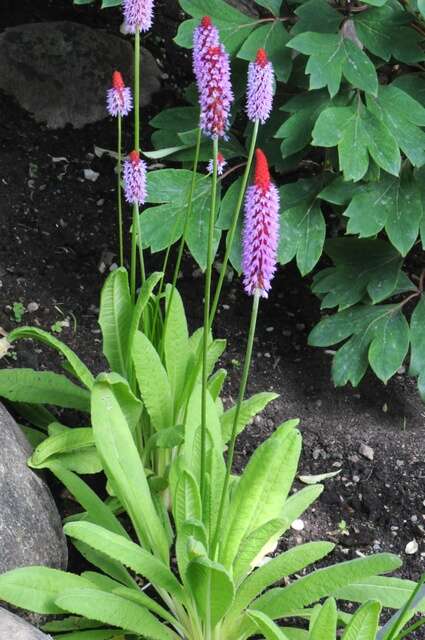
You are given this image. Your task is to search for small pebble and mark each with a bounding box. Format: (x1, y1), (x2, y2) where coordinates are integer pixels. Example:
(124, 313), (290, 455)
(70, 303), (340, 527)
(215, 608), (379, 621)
(84, 169), (100, 182)
(291, 519), (305, 532)
(27, 302), (39, 313)
(405, 539), (418, 555)
(359, 443), (374, 461)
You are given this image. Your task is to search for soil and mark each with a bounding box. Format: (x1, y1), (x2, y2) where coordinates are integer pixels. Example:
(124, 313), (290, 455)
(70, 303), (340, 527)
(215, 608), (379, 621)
(0, 0), (424, 636)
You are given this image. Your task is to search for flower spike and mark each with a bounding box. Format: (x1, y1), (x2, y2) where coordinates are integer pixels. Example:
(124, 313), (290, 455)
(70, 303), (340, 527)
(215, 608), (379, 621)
(247, 48), (274, 124)
(193, 16), (220, 91)
(123, 0), (155, 34)
(123, 151), (147, 205)
(242, 149), (280, 298)
(198, 44), (234, 139)
(106, 71), (133, 118)
(207, 152), (227, 176)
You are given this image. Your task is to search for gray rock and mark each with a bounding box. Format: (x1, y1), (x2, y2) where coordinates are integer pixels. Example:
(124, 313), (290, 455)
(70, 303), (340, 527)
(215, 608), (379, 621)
(0, 402), (67, 575)
(0, 22), (161, 128)
(0, 608), (52, 640)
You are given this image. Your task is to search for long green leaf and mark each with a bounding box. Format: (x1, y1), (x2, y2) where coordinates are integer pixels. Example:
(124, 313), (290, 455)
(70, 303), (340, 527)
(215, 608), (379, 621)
(55, 589), (178, 639)
(64, 522), (183, 598)
(30, 428), (94, 466)
(127, 271), (163, 369)
(342, 600), (381, 640)
(0, 369), (90, 411)
(164, 285), (189, 404)
(186, 556), (235, 627)
(221, 421), (301, 568)
(132, 331), (173, 430)
(91, 378), (169, 561)
(0, 567), (95, 614)
(220, 392), (279, 444)
(9, 327), (94, 389)
(99, 267), (133, 376)
(247, 610), (290, 640)
(309, 597), (337, 639)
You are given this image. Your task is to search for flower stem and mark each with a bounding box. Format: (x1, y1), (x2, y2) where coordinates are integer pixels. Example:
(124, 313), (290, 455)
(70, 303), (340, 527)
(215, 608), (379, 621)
(131, 26), (141, 301)
(117, 115), (124, 267)
(209, 120), (259, 328)
(200, 136), (219, 503)
(157, 127), (202, 353)
(212, 290), (260, 556)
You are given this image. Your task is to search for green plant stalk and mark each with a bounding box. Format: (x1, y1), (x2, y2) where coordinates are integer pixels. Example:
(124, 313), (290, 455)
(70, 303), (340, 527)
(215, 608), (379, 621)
(200, 136), (219, 503)
(209, 120), (259, 328)
(212, 290), (260, 556)
(131, 26), (141, 301)
(157, 127), (203, 353)
(117, 115), (124, 267)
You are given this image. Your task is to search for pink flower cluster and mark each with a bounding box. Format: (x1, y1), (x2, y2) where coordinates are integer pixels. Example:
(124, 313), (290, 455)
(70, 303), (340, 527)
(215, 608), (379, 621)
(123, 0), (155, 33)
(193, 17), (234, 139)
(242, 149), (280, 298)
(106, 71), (133, 118)
(247, 48), (274, 124)
(123, 151), (147, 205)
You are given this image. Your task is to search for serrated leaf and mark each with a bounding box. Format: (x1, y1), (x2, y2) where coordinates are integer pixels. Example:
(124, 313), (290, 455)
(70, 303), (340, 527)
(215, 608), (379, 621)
(409, 295), (425, 377)
(99, 267), (132, 376)
(220, 392), (278, 443)
(238, 22), (292, 83)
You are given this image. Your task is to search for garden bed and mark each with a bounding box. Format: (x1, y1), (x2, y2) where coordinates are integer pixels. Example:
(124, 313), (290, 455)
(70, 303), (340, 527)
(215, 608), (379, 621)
(0, 0), (424, 606)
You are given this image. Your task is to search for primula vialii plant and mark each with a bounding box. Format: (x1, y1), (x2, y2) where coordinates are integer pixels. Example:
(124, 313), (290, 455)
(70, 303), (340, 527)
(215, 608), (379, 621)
(0, 2), (424, 639)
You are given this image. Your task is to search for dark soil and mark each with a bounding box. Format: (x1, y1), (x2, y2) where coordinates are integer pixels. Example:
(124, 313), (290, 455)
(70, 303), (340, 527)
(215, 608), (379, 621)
(0, 0), (424, 635)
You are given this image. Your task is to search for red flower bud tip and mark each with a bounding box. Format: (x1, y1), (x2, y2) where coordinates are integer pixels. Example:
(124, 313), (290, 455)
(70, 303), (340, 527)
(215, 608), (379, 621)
(254, 149), (271, 191)
(129, 150), (140, 165)
(201, 16), (212, 28)
(256, 48), (269, 68)
(112, 70), (125, 90)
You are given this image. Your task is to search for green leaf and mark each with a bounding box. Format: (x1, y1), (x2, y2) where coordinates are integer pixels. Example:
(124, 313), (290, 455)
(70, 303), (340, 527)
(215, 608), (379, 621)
(164, 285), (189, 404)
(0, 369), (90, 411)
(64, 522), (183, 598)
(312, 238), (403, 309)
(0, 567), (95, 614)
(335, 576), (425, 612)
(132, 331), (173, 431)
(354, 5), (424, 64)
(345, 171), (424, 255)
(95, 372), (143, 438)
(142, 170), (220, 270)
(186, 556), (234, 626)
(342, 600), (382, 640)
(99, 267), (132, 376)
(47, 631), (122, 640)
(232, 542), (334, 616)
(30, 428), (94, 466)
(309, 598), (337, 639)
(55, 589), (177, 639)
(220, 392), (278, 443)
(127, 271), (163, 370)
(312, 102), (400, 181)
(288, 32), (378, 98)
(255, 0), (282, 16)
(279, 198), (326, 275)
(221, 421), (301, 568)
(409, 296), (425, 378)
(367, 86), (425, 168)
(252, 554), (402, 620)
(238, 22), (292, 83)
(368, 310), (410, 383)
(8, 327), (94, 390)
(91, 378), (169, 561)
(233, 519), (287, 583)
(291, 0), (342, 35)
(276, 90), (331, 158)
(247, 610), (290, 639)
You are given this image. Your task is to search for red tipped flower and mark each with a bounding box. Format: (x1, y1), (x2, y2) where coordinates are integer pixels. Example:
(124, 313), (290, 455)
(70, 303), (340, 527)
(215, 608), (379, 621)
(106, 70), (133, 118)
(123, 150), (147, 205)
(193, 16), (220, 90)
(198, 44), (234, 138)
(242, 149), (280, 298)
(247, 48), (274, 124)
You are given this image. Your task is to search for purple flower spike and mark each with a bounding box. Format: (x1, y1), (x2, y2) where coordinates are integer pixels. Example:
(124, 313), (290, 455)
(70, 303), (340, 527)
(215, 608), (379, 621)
(123, 0), (155, 33)
(123, 151), (147, 205)
(193, 16), (220, 91)
(107, 71), (133, 118)
(242, 149), (280, 298)
(247, 49), (274, 124)
(199, 44), (234, 139)
(207, 152), (227, 176)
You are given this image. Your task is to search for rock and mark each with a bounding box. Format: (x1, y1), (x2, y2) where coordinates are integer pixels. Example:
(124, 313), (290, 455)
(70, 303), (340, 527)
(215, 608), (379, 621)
(359, 443), (374, 461)
(0, 22), (161, 129)
(0, 403), (67, 576)
(405, 539), (419, 555)
(291, 519), (305, 531)
(0, 608), (52, 639)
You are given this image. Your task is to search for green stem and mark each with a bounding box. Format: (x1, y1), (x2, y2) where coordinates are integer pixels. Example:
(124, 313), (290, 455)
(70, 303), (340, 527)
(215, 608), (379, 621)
(135, 202), (146, 284)
(200, 136), (219, 504)
(131, 26), (141, 301)
(158, 127), (203, 354)
(209, 120), (259, 328)
(117, 116), (124, 267)
(212, 290), (260, 556)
